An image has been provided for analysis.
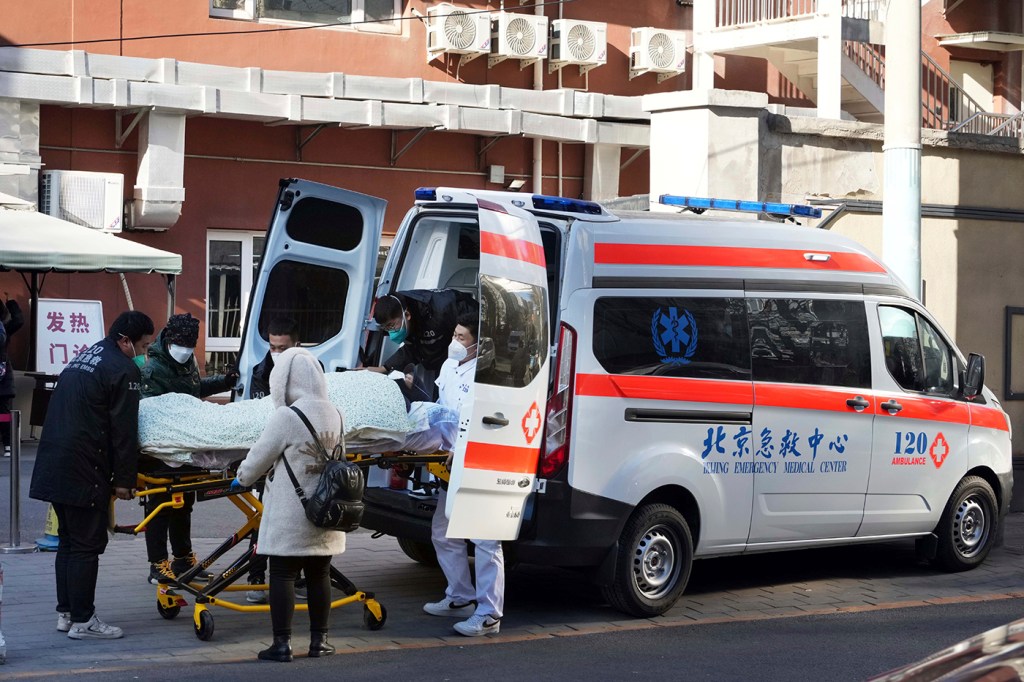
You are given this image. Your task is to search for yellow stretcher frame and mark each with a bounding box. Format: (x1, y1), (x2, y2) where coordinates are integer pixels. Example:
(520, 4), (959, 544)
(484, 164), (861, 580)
(112, 467), (389, 641)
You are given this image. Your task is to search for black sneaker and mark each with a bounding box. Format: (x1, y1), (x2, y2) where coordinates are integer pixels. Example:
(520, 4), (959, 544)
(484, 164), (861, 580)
(172, 552), (214, 582)
(148, 559), (176, 585)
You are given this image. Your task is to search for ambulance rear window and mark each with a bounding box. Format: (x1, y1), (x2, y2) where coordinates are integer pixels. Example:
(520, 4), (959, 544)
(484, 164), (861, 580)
(593, 297), (750, 380)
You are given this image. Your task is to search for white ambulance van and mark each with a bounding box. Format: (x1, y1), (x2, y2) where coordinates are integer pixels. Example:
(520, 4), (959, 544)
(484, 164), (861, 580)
(238, 179), (1012, 618)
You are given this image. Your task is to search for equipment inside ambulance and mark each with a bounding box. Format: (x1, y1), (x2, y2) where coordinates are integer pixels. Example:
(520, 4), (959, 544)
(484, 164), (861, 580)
(237, 179), (1012, 619)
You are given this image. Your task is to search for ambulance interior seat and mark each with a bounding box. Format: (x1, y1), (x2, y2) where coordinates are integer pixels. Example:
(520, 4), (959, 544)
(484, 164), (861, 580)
(443, 267), (478, 298)
(885, 337), (923, 391)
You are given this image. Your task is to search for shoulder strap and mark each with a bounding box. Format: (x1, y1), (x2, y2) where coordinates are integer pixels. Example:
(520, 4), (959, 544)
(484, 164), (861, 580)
(280, 405), (326, 504)
(290, 406), (328, 458)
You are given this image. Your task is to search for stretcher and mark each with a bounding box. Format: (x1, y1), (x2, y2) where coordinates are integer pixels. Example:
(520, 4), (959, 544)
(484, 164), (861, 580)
(110, 458), (395, 641)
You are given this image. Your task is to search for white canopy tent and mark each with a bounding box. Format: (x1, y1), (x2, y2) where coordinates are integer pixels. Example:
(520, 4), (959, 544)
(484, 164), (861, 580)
(0, 206), (182, 368)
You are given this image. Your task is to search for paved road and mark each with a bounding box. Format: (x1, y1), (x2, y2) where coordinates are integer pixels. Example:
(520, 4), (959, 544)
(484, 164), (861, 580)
(3, 443), (1024, 678)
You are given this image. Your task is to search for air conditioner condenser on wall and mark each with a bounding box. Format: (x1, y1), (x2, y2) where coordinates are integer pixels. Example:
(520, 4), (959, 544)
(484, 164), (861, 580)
(629, 27), (688, 82)
(426, 3), (492, 64)
(548, 18), (607, 75)
(489, 12), (548, 69)
(39, 170), (124, 233)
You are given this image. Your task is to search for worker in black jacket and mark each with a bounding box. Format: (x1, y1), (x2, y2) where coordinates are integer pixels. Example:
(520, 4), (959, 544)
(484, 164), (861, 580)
(0, 298), (23, 456)
(29, 310), (154, 641)
(249, 316), (300, 400)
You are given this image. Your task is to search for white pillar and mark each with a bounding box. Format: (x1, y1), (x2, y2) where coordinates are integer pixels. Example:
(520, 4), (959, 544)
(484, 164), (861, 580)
(691, 0), (716, 91)
(583, 144), (621, 202)
(816, 7), (843, 119)
(882, 1), (922, 299)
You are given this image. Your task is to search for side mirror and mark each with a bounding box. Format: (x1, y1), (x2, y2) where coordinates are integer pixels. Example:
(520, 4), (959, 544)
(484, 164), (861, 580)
(963, 353), (985, 399)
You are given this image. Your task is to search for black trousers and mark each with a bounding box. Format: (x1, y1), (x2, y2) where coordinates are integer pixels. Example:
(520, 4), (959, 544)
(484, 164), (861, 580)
(0, 396), (11, 447)
(144, 491), (196, 563)
(53, 502), (109, 623)
(268, 555), (333, 638)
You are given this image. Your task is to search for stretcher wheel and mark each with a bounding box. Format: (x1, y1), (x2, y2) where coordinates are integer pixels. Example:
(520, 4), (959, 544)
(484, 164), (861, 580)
(157, 601), (181, 620)
(363, 604), (387, 631)
(194, 610), (215, 641)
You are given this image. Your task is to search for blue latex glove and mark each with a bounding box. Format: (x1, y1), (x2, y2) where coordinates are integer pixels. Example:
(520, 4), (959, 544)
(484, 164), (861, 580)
(229, 477), (244, 492)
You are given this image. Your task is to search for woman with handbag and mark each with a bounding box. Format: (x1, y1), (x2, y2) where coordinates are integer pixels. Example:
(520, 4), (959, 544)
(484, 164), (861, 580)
(233, 347), (346, 662)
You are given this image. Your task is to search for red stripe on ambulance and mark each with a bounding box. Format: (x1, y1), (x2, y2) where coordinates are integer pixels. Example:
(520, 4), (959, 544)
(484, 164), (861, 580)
(463, 441), (539, 474)
(480, 230), (546, 268)
(594, 243), (886, 273)
(575, 373), (753, 404)
(970, 404), (1010, 432)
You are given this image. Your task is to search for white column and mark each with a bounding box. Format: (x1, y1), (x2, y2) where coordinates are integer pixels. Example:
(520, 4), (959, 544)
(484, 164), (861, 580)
(691, 0), (716, 91)
(882, 1), (922, 299)
(816, 7), (843, 120)
(583, 144), (621, 202)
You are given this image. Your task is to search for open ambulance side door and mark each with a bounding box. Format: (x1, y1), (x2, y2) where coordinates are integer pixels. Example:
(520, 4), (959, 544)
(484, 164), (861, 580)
(236, 179), (385, 398)
(445, 199), (550, 541)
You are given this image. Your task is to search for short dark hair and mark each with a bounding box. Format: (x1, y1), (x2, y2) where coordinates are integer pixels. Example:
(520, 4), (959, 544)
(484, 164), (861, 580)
(267, 316), (298, 340)
(109, 311), (154, 343)
(373, 294), (405, 325)
(455, 311), (478, 342)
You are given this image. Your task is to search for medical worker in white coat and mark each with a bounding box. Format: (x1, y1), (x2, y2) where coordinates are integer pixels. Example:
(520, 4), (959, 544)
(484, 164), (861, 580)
(422, 311), (504, 637)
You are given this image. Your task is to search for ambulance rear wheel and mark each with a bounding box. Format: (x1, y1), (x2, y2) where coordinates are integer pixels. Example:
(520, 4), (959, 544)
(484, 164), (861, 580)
(934, 476), (997, 572)
(397, 537), (439, 567)
(157, 601), (180, 620)
(194, 610), (215, 641)
(602, 503), (692, 618)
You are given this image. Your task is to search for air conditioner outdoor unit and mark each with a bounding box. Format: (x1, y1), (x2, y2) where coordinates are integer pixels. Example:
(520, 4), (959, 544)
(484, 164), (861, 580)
(39, 170), (124, 233)
(426, 3), (492, 64)
(629, 27), (688, 82)
(489, 12), (548, 69)
(548, 18), (607, 75)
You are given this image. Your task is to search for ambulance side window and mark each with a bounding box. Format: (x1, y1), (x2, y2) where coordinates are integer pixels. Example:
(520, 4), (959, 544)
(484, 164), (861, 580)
(592, 297), (750, 380)
(878, 306), (954, 395)
(748, 298), (870, 389)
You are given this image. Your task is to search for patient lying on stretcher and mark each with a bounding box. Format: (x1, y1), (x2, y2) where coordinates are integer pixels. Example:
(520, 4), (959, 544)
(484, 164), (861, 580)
(137, 369), (458, 467)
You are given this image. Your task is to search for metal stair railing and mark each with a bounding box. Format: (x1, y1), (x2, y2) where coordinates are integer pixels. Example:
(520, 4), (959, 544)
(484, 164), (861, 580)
(715, 0), (817, 28)
(921, 51), (986, 131)
(952, 111), (1024, 137)
(842, 40), (885, 91)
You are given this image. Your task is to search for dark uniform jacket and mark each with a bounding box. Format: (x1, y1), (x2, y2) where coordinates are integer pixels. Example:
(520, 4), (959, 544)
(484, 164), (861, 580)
(29, 336), (142, 508)
(0, 300), (24, 399)
(249, 351), (274, 399)
(383, 289), (476, 373)
(140, 330), (233, 399)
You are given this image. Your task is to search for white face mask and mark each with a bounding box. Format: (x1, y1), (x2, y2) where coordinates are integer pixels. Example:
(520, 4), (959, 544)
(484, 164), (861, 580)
(168, 344), (194, 364)
(448, 339), (476, 362)
(270, 351), (282, 361)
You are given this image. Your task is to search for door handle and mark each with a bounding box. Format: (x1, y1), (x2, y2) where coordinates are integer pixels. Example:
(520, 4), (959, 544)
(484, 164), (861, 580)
(482, 414), (509, 427)
(845, 396), (870, 411)
(881, 399), (903, 414)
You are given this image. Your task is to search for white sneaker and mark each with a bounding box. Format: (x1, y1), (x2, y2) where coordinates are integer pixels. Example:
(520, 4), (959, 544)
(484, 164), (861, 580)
(67, 614), (123, 640)
(453, 613), (501, 637)
(423, 596), (476, 618)
(56, 612), (72, 633)
(2, 446), (9, 457)
(246, 589), (268, 604)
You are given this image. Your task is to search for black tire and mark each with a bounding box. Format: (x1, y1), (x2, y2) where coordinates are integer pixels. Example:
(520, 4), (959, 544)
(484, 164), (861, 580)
(601, 503), (693, 618)
(934, 475), (998, 572)
(397, 537), (439, 567)
(194, 609), (215, 641)
(157, 601), (180, 620)
(363, 604), (387, 631)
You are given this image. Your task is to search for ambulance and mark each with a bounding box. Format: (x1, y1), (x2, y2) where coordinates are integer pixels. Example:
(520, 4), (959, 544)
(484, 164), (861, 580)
(238, 179), (1012, 618)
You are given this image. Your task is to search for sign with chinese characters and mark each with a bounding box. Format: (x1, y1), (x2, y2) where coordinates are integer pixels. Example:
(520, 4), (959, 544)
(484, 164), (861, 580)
(35, 298), (104, 374)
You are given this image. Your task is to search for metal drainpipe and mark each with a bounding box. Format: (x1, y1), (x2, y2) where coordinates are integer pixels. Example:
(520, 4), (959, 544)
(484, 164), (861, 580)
(532, 1), (544, 194)
(882, 0), (922, 300)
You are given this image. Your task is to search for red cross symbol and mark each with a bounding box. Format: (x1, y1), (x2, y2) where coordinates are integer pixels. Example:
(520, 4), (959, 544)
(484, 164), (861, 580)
(522, 402), (542, 444)
(929, 432), (949, 469)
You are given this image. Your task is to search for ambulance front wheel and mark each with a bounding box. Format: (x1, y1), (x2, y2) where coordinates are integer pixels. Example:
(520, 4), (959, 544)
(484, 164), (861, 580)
(934, 476), (998, 572)
(602, 503), (693, 618)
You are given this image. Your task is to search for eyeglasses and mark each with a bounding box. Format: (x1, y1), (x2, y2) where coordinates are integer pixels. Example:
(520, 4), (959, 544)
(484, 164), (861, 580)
(382, 318), (404, 333)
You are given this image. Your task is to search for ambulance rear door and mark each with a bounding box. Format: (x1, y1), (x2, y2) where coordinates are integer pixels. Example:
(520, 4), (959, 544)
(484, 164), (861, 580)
(236, 179), (386, 398)
(445, 199), (550, 541)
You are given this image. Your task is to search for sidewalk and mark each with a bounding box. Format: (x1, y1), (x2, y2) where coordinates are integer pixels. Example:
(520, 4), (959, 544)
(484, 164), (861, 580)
(2, 508), (1024, 677)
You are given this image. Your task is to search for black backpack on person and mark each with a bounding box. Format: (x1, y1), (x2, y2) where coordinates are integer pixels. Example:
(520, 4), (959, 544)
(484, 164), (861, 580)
(279, 405), (365, 532)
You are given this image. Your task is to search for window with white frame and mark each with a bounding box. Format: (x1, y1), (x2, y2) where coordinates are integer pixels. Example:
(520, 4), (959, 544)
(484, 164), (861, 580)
(206, 230), (265, 374)
(210, 0), (401, 32)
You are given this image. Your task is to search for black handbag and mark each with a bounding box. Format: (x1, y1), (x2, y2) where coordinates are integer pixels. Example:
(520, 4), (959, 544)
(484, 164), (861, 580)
(279, 405), (365, 532)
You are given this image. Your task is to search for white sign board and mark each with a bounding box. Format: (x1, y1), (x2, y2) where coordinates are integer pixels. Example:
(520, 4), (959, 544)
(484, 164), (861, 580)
(36, 298), (105, 374)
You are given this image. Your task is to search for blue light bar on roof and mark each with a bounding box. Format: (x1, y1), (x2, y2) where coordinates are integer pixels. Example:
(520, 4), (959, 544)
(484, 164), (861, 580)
(532, 195), (603, 215)
(658, 194), (822, 219)
(414, 187), (437, 201)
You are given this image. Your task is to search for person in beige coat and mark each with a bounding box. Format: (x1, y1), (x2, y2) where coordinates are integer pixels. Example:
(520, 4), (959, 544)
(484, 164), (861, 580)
(235, 347), (345, 662)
